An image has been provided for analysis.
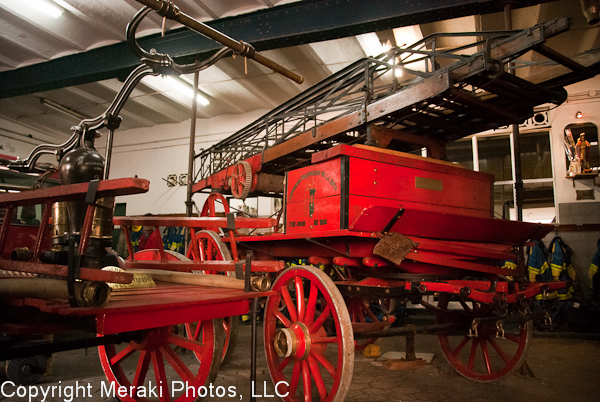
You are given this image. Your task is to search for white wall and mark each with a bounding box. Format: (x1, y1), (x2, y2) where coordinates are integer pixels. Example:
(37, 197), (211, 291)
(548, 76), (600, 294)
(550, 76), (600, 210)
(97, 109), (270, 216)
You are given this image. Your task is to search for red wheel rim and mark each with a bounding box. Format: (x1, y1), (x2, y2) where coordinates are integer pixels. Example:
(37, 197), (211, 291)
(264, 266), (353, 402)
(185, 230), (239, 364)
(98, 320), (222, 402)
(436, 295), (532, 382)
(200, 193), (230, 233)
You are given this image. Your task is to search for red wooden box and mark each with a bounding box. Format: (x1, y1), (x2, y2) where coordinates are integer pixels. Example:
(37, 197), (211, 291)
(284, 144), (494, 235)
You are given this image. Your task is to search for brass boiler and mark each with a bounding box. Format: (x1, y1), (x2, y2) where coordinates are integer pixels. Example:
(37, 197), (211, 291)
(57, 128), (114, 249)
(52, 198), (114, 245)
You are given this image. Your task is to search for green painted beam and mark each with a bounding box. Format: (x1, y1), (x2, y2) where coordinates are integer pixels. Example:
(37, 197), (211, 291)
(0, 0), (555, 98)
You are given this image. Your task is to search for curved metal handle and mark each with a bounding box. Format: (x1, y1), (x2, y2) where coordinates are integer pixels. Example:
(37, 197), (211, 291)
(134, 0), (304, 84)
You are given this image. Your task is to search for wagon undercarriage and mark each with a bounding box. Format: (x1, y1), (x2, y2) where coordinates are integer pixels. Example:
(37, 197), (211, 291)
(1, 1), (597, 401)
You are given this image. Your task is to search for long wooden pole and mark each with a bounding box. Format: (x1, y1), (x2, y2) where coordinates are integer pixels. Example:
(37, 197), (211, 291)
(128, 269), (245, 289)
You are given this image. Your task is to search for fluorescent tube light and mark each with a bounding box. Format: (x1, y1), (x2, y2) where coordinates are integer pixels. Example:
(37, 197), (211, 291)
(143, 75), (210, 106)
(1, 0), (63, 18)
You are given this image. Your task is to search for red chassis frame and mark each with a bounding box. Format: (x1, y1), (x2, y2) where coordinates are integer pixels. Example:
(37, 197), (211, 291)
(0, 178), (273, 338)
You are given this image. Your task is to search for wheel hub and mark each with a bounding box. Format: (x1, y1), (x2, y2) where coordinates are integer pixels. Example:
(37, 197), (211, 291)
(274, 322), (311, 360)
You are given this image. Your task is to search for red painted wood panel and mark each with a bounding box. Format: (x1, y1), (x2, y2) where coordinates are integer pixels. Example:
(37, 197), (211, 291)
(348, 158), (492, 215)
(286, 158), (341, 203)
(286, 195), (342, 235)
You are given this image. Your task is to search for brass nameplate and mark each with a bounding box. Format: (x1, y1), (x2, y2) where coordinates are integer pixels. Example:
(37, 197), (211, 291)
(415, 177), (443, 191)
(102, 266), (156, 290)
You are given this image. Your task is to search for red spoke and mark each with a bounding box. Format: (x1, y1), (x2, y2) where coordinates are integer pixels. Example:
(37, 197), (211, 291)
(195, 321), (204, 341)
(504, 333), (521, 343)
(451, 336), (471, 356)
(277, 356), (291, 372)
(168, 332), (205, 353)
(305, 282), (318, 326)
(308, 355), (328, 400)
(189, 229), (201, 261)
(310, 349), (336, 378)
(488, 336), (510, 364)
(363, 303), (378, 322)
(348, 302), (357, 321)
(302, 360), (312, 402)
(151, 351), (172, 402)
(467, 338), (479, 371)
(480, 337), (492, 374)
(309, 305), (331, 333)
(274, 309), (292, 328)
(132, 350), (150, 388)
(355, 301), (366, 323)
(312, 336), (338, 344)
(295, 277), (306, 322)
(281, 287), (298, 322)
(289, 361), (301, 397)
(110, 344), (135, 366)
(160, 345), (194, 383)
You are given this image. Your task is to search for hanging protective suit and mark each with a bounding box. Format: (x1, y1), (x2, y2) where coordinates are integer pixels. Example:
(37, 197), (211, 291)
(527, 240), (551, 300)
(548, 237), (576, 300)
(589, 239), (600, 301)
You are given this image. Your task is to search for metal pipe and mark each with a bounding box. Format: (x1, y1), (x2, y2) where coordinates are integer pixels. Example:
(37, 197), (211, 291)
(0, 278), (111, 307)
(250, 297), (259, 402)
(186, 71), (199, 218)
(133, 0), (303, 84)
(104, 129), (115, 179)
(504, 2), (523, 222)
(581, 0), (600, 25)
(244, 251), (252, 292)
(354, 323), (458, 339)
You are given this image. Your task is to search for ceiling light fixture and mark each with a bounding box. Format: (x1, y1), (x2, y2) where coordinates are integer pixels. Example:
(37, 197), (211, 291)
(143, 75), (210, 106)
(356, 33), (391, 57)
(0, 0), (63, 18)
(169, 77), (210, 106)
(575, 111), (583, 119)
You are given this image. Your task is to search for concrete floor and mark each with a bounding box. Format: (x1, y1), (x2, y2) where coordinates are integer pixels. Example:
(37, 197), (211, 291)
(1, 322), (599, 402)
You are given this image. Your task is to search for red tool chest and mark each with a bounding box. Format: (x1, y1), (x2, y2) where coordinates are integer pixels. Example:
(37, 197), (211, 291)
(285, 144), (494, 235)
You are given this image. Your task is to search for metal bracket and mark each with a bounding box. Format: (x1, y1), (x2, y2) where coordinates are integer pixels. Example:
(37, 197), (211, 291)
(67, 235), (82, 308)
(85, 179), (100, 205)
(495, 321), (505, 339)
(468, 318), (480, 338)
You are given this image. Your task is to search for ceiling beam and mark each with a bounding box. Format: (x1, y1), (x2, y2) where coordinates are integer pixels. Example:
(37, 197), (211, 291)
(0, 0), (555, 99)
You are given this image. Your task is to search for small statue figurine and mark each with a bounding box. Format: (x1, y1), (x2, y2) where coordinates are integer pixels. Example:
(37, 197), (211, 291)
(576, 132), (591, 172)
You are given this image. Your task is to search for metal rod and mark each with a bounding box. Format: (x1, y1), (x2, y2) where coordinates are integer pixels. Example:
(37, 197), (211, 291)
(0, 331), (137, 361)
(186, 71), (199, 218)
(354, 323), (457, 339)
(245, 251), (252, 292)
(134, 0), (303, 84)
(104, 129), (115, 179)
(250, 297), (259, 402)
(504, 2), (523, 223)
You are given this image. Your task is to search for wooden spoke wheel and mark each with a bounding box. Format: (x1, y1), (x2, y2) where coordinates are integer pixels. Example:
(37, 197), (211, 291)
(346, 297), (385, 352)
(186, 230), (239, 365)
(436, 294), (532, 382)
(200, 193), (230, 234)
(99, 321), (223, 402)
(264, 266), (354, 402)
(98, 249), (224, 401)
